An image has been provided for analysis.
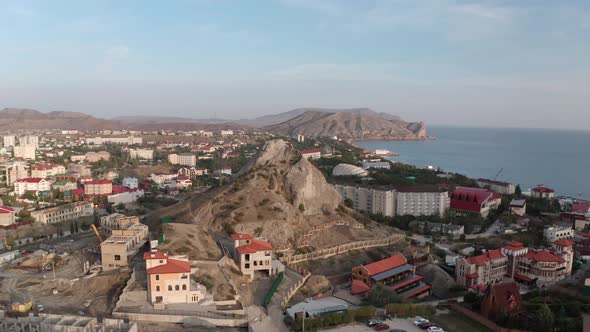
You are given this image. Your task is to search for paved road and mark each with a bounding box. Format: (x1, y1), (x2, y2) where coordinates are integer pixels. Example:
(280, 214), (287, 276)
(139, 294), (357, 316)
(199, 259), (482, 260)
(465, 220), (502, 240)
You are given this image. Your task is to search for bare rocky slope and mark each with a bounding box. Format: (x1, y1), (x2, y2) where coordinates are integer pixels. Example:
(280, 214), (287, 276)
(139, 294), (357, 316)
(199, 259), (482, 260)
(0, 108), (119, 130)
(151, 139), (390, 250)
(263, 109), (427, 140)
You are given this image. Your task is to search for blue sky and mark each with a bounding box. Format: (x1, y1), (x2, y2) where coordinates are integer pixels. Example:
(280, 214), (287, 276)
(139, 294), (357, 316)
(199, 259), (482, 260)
(1, 0), (589, 129)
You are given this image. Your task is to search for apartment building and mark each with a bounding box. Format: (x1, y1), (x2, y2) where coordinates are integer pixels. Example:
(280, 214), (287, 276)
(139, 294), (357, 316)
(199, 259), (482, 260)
(177, 167), (207, 179)
(70, 155), (86, 162)
(101, 222), (148, 270)
(128, 148), (154, 160)
(68, 163), (92, 177)
(18, 135), (39, 148)
(232, 233), (283, 279)
(543, 225), (574, 242)
(122, 177), (139, 189)
(0, 206), (16, 226)
(85, 180), (113, 196)
(396, 187), (450, 217)
(150, 173), (178, 185)
(86, 136), (143, 145)
(351, 254), (431, 300)
(100, 213), (141, 235)
(13, 145), (36, 160)
(456, 241), (574, 288)
(3, 136), (15, 147)
(1, 162), (28, 185)
(476, 178), (516, 195)
(334, 184), (396, 217)
(30, 201), (94, 224)
(450, 186), (502, 218)
(51, 180), (78, 192)
(30, 163), (66, 178)
(168, 153), (197, 167)
(85, 151), (111, 162)
(299, 149), (322, 160)
(145, 251), (208, 305)
(531, 184), (555, 199)
(14, 178), (51, 195)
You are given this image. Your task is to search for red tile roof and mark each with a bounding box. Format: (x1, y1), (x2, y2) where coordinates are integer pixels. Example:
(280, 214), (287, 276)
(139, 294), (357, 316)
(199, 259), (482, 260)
(16, 178), (49, 183)
(0, 206), (15, 214)
(85, 179), (112, 185)
(351, 280), (371, 295)
(450, 186), (493, 212)
(402, 285), (431, 299)
(532, 185), (555, 193)
(363, 254), (407, 276)
(31, 163), (58, 170)
(553, 239), (575, 247)
(231, 233), (253, 241)
(390, 275), (423, 291)
(466, 249), (505, 266)
(503, 241), (525, 251)
(525, 250), (564, 264)
(144, 251), (168, 260)
(147, 258), (190, 274)
(236, 239), (273, 254)
(573, 204), (590, 213)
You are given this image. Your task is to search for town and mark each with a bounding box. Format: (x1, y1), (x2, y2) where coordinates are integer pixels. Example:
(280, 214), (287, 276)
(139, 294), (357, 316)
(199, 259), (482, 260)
(1, 129), (589, 332)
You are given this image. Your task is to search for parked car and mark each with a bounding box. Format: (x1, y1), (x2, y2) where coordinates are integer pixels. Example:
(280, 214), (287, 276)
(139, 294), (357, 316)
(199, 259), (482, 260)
(413, 318), (429, 326)
(419, 323), (435, 330)
(374, 324), (390, 331)
(389, 329), (407, 332)
(427, 327), (445, 332)
(367, 319), (383, 327)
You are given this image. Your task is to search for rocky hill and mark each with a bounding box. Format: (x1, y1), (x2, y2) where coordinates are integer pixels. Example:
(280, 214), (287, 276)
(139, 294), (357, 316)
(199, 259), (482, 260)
(263, 109), (427, 140)
(151, 139), (390, 251)
(0, 108), (119, 130)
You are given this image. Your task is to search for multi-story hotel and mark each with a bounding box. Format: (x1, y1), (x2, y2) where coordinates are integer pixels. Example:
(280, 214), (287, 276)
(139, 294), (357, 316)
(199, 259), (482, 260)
(456, 240), (574, 288)
(396, 187), (450, 217)
(86, 136), (143, 145)
(168, 153), (197, 167)
(334, 184), (396, 217)
(85, 179), (113, 196)
(476, 178), (516, 195)
(85, 151), (111, 162)
(450, 186), (502, 218)
(13, 145), (36, 160)
(30, 201), (94, 224)
(128, 148), (154, 160)
(14, 178), (52, 195)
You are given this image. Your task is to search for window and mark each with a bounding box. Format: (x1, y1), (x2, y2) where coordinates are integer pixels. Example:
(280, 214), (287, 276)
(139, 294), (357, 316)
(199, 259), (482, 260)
(245, 263), (250, 269)
(245, 254), (250, 261)
(114, 255), (121, 261)
(175, 285), (180, 291)
(156, 275), (160, 280)
(168, 285), (172, 291)
(254, 261), (258, 266)
(182, 284), (186, 290)
(156, 286), (160, 292)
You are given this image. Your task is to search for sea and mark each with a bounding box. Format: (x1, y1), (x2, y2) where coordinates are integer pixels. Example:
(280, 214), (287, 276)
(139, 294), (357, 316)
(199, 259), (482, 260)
(354, 126), (590, 199)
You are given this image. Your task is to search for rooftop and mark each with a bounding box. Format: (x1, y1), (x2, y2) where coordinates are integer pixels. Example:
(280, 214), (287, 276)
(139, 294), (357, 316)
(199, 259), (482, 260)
(236, 239), (273, 254)
(147, 258), (190, 274)
(362, 254), (408, 276)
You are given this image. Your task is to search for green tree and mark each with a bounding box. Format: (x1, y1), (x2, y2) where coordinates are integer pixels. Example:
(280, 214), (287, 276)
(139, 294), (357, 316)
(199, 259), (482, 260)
(537, 303), (555, 332)
(515, 185), (522, 196)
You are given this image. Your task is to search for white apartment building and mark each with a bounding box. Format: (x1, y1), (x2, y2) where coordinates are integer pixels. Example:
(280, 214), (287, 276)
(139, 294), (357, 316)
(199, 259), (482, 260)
(0, 206), (16, 226)
(220, 130), (234, 136)
(14, 178), (52, 195)
(13, 145), (36, 160)
(168, 153), (197, 167)
(1, 162), (28, 185)
(18, 135), (39, 148)
(30, 201), (94, 224)
(30, 163), (66, 178)
(86, 136), (143, 145)
(334, 184), (396, 217)
(476, 178), (516, 195)
(122, 177), (139, 189)
(3, 136), (15, 147)
(177, 167), (207, 179)
(70, 155), (86, 162)
(396, 187), (450, 217)
(128, 148), (154, 160)
(150, 173), (178, 185)
(543, 225), (574, 243)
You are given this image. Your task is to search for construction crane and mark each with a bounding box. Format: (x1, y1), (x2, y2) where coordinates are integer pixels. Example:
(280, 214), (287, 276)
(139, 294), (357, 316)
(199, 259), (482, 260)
(493, 167), (503, 181)
(91, 224), (103, 243)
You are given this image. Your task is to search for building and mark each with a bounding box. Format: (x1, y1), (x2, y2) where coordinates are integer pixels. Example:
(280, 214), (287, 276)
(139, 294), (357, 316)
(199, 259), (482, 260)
(168, 153), (197, 167)
(456, 241), (574, 289)
(531, 184), (555, 199)
(150, 173), (177, 185)
(85, 179), (113, 196)
(300, 149), (321, 160)
(101, 222), (148, 270)
(51, 180), (78, 192)
(409, 220), (464, 239)
(30, 163), (66, 178)
(128, 148), (154, 160)
(214, 167), (232, 175)
(332, 164), (369, 177)
(351, 254), (431, 300)
(68, 163), (92, 177)
(481, 282), (524, 322)
(361, 161), (391, 170)
(177, 167), (207, 179)
(1, 162), (28, 185)
(232, 233), (283, 279)
(100, 213), (141, 235)
(0, 206), (16, 226)
(476, 178), (516, 195)
(456, 249), (507, 288)
(13, 145), (36, 160)
(509, 199), (527, 216)
(85, 151), (111, 162)
(18, 135), (39, 147)
(70, 154), (86, 162)
(108, 187), (145, 205)
(334, 184), (396, 217)
(396, 187), (450, 217)
(122, 177), (139, 189)
(86, 136), (143, 145)
(175, 177), (192, 189)
(14, 178), (51, 196)
(30, 201), (94, 224)
(3, 135), (15, 147)
(450, 186), (502, 218)
(220, 130), (234, 136)
(145, 251), (208, 305)
(543, 225), (574, 243)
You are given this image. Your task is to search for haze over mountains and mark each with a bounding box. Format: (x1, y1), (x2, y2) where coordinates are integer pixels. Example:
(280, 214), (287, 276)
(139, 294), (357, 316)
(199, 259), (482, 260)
(0, 107), (426, 140)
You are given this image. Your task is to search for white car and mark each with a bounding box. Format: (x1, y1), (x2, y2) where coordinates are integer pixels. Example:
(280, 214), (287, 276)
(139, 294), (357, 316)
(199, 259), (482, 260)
(427, 327), (444, 332)
(413, 318), (429, 326)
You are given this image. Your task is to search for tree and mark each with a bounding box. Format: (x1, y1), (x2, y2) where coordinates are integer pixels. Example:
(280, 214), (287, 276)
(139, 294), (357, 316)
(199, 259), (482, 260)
(537, 303), (555, 332)
(515, 185), (522, 196)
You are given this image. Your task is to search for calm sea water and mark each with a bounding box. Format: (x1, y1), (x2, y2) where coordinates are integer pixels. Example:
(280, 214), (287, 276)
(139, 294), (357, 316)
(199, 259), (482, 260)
(355, 127), (590, 198)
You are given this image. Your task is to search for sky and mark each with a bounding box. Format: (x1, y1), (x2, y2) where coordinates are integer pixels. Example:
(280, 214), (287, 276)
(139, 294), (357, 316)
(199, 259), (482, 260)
(1, 0), (589, 129)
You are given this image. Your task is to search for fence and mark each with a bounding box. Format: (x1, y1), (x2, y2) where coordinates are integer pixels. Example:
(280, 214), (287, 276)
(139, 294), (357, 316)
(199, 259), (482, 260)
(281, 234), (404, 264)
(280, 272), (312, 308)
(264, 272), (284, 306)
(449, 304), (524, 332)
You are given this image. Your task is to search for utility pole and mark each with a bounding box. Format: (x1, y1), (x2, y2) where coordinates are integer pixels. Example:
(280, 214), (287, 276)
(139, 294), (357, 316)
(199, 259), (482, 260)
(52, 261), (56, 280)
